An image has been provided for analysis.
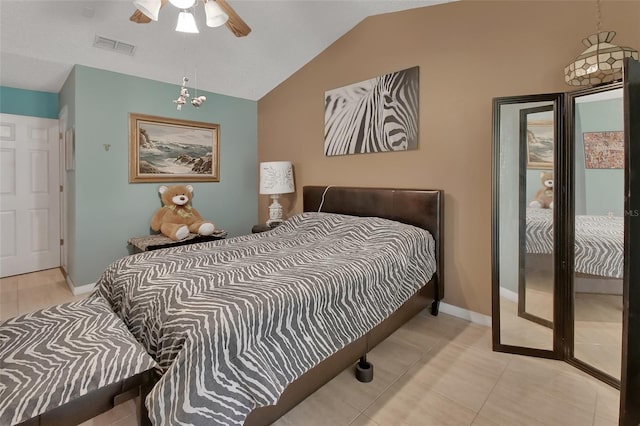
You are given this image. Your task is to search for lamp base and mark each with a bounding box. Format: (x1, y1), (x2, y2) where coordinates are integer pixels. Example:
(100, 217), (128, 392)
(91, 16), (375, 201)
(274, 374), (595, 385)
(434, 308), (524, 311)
(266, 194), (284, 226)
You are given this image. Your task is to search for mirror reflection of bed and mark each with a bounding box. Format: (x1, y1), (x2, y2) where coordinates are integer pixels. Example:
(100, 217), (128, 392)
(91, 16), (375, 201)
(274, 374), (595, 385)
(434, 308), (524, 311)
(524, 206), (623, 379)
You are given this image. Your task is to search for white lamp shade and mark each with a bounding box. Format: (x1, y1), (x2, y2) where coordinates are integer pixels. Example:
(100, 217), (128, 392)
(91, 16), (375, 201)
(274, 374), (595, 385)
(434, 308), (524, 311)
(176, 11), (199, 33)
(133, 0), (162, 21)
(169, 0), (196, 8)
(260, 161), (295, 195)
(204, 0), (229, 28)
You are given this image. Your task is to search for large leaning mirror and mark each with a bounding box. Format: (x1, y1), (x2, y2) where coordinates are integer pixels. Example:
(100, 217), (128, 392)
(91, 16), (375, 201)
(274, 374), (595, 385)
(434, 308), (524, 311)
(568, 84), (624, 385)
(491, 59), (640, 425)
(492, 93), (563, 356)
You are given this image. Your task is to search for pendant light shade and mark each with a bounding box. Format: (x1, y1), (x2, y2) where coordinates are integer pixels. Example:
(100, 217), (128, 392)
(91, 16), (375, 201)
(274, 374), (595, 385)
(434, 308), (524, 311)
(565, 31), (639, 86)
(204, 0), (229, 28)
(169, 0), (196, 8)
(133, 0), (162, 21)
(564, 0), (639, 86)
(176, 11), (199, 33)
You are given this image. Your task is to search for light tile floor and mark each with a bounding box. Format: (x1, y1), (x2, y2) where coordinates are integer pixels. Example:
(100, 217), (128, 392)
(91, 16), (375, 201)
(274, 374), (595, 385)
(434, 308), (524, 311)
(0, 268), (620, 426)
(500, 265), (622, 379)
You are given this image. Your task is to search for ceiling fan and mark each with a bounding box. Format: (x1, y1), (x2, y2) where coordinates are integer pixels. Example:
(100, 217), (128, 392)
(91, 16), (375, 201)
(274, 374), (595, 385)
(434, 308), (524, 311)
(130, 0), (251, 37)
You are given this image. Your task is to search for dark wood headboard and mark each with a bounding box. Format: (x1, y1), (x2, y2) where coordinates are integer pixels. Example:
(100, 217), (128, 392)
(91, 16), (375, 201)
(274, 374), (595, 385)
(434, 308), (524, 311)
(303, 186), (444, 301)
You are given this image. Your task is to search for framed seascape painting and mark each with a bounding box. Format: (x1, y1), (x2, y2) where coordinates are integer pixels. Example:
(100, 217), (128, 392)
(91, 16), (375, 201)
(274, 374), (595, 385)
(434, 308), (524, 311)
(129, 113), (219, 183)
(583, 131), (624, 169)
(324, 66), (419, 156)
(521, 105), (554, 170)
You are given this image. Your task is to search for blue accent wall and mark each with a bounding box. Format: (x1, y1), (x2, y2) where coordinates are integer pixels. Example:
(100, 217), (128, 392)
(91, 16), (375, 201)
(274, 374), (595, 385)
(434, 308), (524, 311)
(59, 68), (77, 285)
(524, 97), (624, 217)
(0, 86), (58, 118)
(62, 65), (257, 286)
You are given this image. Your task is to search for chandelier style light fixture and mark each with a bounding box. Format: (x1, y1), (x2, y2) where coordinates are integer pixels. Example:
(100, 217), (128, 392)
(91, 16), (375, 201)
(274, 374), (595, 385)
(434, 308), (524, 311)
(172, 76), (207, 110)
(133, 0), (229, 33)
(564, 0), (638, 86)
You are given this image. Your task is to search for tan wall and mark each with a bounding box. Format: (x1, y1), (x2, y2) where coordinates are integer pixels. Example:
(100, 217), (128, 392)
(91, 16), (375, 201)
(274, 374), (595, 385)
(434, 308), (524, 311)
(256, 0), (640, 316)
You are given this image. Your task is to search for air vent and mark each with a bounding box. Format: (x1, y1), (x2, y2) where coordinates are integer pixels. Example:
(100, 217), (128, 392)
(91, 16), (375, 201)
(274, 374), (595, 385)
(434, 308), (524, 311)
(93, 35), (136, 56)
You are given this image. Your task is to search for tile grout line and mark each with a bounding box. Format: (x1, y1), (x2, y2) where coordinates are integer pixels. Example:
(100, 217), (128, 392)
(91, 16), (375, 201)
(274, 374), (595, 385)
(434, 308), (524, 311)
(592, 392), (599, 426)
(468, 353), (513, 425)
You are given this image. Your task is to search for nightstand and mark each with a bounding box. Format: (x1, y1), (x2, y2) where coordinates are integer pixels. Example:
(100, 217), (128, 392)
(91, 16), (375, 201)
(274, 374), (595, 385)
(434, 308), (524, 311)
(128, 230), (227, 254)
(252, 223), (280, 234)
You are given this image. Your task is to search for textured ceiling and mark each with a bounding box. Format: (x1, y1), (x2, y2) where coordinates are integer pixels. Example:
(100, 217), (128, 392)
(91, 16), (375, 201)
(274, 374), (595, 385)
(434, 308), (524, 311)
(0, 0), (453, 101)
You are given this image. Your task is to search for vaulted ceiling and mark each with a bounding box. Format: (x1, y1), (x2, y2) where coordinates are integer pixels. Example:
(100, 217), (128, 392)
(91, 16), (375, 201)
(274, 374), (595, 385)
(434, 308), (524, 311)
(0, 0), (453, 101)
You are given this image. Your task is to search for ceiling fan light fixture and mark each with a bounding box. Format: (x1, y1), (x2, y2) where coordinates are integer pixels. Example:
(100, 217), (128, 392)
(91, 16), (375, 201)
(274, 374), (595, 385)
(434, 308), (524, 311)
(176, 11), (199, 33)
(169, 0), (196, 8)
(204, 0), (229, 28)
(133, 0), (162, 21)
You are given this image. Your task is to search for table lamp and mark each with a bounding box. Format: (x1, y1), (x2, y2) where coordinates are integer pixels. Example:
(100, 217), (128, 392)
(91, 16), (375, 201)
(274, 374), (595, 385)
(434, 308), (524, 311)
(259, 161), (295, 226)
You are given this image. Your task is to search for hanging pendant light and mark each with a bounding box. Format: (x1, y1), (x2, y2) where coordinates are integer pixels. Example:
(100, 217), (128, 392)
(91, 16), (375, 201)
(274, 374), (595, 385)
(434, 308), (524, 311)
(176, 11), (199, 33)
(564, 0), (638, 86)
(205, 0), (229, 28)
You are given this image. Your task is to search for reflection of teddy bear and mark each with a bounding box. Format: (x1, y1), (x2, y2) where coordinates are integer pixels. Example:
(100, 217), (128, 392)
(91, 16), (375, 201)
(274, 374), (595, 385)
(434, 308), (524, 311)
(151, 184), (215, 241)
(529, 171), (554, 209)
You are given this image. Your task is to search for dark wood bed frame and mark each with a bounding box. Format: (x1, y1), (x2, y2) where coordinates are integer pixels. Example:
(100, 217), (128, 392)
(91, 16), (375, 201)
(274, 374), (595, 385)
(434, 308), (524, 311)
(20, 186), (443, 426)
(244, 185), (444, 425)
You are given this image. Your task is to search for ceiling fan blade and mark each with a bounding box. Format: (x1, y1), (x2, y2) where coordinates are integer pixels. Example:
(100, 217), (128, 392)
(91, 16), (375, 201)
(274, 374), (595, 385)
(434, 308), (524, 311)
(130, 0), (168, 24)
(216, 0), (251, 37)
(130, 9), (152, 23)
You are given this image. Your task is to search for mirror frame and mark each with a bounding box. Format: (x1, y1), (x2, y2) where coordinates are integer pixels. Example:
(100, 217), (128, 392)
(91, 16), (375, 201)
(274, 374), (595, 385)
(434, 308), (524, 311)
(491, 92), (564, 359)
(620, 56), (640, 426)
(518, 104), (556, 330)
(564, 82), (624, 389)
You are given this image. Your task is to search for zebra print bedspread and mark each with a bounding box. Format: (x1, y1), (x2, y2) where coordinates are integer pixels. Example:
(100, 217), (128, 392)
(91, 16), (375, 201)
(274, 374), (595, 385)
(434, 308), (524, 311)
(526, 208), (623, 278)
(574, 214), (624, 278)
(0, 297), (157, 426)
(94, 212), (436, 426)
(525, 208), (554, 254)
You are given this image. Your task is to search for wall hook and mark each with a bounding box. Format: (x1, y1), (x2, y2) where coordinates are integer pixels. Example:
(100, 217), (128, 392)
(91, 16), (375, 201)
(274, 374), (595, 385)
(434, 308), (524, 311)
(103, 144), (111, 151)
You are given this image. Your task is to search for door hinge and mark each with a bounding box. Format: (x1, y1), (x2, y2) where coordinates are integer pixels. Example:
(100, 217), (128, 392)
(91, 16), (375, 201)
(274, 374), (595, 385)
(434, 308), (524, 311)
(59, 132), (63, 140)
(60, 239), (64, 246)
(60, 185), (63, 192)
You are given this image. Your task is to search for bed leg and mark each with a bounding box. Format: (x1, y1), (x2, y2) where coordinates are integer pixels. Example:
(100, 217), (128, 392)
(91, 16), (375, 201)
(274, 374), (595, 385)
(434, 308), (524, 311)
(138, 371), (155, 426)
(355, 355), (374, 383)
(431, 299), (440, 316)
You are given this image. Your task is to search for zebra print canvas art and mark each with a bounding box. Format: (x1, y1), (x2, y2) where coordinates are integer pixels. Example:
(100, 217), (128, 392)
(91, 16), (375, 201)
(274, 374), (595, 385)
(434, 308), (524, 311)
(324, 66), (419, 156)
(94, 212), (436, 425)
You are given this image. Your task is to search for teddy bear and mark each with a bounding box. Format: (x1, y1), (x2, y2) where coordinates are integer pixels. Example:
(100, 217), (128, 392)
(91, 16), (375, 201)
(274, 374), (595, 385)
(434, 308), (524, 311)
(150, 184), (215, 241)
(529, 171), (554, 209)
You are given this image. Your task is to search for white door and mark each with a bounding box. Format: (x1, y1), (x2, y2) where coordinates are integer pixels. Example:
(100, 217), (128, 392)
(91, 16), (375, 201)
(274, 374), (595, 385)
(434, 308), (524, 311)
(58, 106), (68, 275)
(0, 114), (60, 278)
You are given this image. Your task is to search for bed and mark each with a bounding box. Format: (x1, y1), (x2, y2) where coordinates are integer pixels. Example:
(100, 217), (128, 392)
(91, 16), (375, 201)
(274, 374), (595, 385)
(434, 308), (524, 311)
(94, 186), (443, 426)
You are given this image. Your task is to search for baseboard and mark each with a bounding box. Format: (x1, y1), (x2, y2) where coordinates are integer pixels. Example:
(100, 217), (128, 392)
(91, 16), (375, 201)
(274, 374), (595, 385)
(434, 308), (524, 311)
(65, 275), (96, 296)
(439, 302), (492, 327)
(575, 275), (623, 295)
(499, 286), (519, 303)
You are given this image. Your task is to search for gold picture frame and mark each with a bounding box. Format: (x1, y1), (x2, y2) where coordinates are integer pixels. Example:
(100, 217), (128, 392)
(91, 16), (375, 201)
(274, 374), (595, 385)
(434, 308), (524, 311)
(129, 113), (220, 183)
(521, 105), (554, 170)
